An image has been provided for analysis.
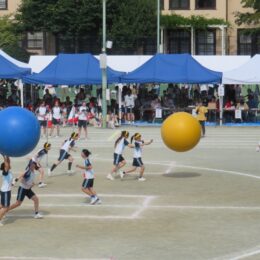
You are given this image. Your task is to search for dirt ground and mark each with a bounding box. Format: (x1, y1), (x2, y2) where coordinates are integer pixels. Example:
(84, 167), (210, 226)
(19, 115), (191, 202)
(1, 126), (260, 260)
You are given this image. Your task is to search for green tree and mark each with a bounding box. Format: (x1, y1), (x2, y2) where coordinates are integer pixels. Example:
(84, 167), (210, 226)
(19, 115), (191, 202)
(15, 0), (157, 54)
(109, 0), (157, 54)
(0, 15), (30, 62)
(236, 0), (260, 29)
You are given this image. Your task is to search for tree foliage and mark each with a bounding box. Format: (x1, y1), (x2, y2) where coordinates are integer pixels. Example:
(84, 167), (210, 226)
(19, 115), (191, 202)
(235, 0), (260, 28)
(109, 0), (157, 53)
(15, 0), (157, 53)
(161, 14), (228, 29)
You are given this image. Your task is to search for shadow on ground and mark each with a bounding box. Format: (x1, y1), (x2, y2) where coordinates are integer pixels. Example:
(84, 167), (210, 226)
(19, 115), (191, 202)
(163, 172), (201, 178)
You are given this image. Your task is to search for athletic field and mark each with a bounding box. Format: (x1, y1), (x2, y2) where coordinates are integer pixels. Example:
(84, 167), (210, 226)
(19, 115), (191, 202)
(1, 126), (260, 260)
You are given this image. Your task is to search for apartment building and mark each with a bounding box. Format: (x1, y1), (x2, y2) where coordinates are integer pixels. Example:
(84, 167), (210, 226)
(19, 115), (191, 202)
(0, 0), (259, 55)
(161, 0), (259, 55)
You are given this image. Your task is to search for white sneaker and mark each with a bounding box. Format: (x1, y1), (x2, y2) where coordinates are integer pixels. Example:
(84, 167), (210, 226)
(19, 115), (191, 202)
(106, 174), (114, 180)
(138, 177), (146, 181)
(38, 183), (47, 188)
(47, 168), (52, 176)
(256, 146), (260, 152)
(0, 221), (4, 227)
(90, 197), (99, 205)
(119, 171), (125, 179)
(34, 213), (43, 219)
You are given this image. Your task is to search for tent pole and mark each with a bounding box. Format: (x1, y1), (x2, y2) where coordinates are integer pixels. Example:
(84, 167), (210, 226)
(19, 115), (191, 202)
(118, 85), (122, 125)
(19, 79), (24, 108)
(101, 0), (107, 129)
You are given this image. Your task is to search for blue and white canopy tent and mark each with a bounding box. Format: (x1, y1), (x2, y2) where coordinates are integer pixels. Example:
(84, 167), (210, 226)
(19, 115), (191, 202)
(0, 49), (31, 107)
(23, 53), (124, 85)
(121, 53), (222, 84)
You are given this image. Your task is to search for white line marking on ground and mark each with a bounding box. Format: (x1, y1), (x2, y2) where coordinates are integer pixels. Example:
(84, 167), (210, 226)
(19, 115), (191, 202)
(165, 162), (176, 174)
(18, 203), (260, 211)
(131, 196), (156, 219)
(6, 214), (134, 220)
(0, 257), (110, 260)
(175, 164), (260, 180)
(212, 245), (260, 260)
(10, 193), (154, 198)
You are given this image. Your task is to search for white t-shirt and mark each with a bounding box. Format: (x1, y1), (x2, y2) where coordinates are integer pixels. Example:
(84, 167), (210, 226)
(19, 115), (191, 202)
(37, 106), (47, 121)
(114, 138), (129, 155)
(1, 171), (13, 192)
(133, 141), (143, 158)
(83, 159), (94, 179)
(61, 139), (75, 152)
(124, 94), (135, 108)
(52, 106), (61, 119)
(78, 106), (88, 121)
(20, 170), (35, 189)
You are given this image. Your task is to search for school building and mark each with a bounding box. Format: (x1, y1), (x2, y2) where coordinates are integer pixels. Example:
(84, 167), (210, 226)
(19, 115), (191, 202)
(0, 0), (259, 56)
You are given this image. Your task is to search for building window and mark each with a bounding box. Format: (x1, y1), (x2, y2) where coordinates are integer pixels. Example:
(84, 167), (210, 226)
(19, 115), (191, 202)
(238, 30), (260, 56)
(195, 30), (216, 55)
(0, 0), (7, 10)
(169, 0), (189, 10)
(195, 0), (216, 9)
(160, 0), (164, 10)
(27, 32), (44, 49)
(168, 29), (191, 54)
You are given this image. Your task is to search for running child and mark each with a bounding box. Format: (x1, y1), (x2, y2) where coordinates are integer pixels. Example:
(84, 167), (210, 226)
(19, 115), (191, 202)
(0, 155), (12, 226)
(49, 132), (79, 175)
(122, 133), (153, 181)
(27, 142), (51, 188)
(76, 149), (101, 205)
(107, 130), (131, 180)
(9, 161), (43, 219)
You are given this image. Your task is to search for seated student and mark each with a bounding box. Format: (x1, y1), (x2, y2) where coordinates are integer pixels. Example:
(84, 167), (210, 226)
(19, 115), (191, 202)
(224, 100), (235, 123)
(236, 99), (249, 122)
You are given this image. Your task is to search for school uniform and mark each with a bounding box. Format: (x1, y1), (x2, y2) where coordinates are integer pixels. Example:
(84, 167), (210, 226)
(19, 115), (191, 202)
(52, 106), (62, 125)
(17, 169), (36, 202)
(36, 106), (48, 127)
(78, 106), (88, 128)
(82, 159), (95, 189)
(114, 138), (129, 166)
(26, 148), (48, 170)
(132, 141), (144, 167)
(1, 170), (13, 207)
(58, 138), (76, 162)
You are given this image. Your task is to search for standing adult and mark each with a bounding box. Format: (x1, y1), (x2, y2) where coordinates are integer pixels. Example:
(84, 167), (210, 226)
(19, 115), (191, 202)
(196, 101), (208, 137)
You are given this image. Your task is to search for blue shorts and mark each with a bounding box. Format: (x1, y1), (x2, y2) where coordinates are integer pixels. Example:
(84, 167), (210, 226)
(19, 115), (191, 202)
(133, 158), (143, 167)
(58, 149), (70, 161)
(17, 187), (35, 202)
(113, 153), (125, 166)
(82, 179), (94, 188)
(1, 191), (11, 207)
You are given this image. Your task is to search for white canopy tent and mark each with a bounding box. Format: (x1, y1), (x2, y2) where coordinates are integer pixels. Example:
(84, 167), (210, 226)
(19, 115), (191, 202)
(222, 54), (260, 84)
(194, 55), (250, 73)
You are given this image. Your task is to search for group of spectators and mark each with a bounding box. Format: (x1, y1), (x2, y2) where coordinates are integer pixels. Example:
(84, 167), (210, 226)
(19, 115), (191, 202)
(0, 79), (260, 126)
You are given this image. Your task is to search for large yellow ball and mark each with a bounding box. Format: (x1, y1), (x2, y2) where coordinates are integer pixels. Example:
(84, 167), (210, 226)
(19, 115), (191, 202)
(161, 112), (201, 152)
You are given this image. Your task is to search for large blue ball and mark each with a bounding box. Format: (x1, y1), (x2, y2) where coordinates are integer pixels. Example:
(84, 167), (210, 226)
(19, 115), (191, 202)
(0, 107), (40, 157)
